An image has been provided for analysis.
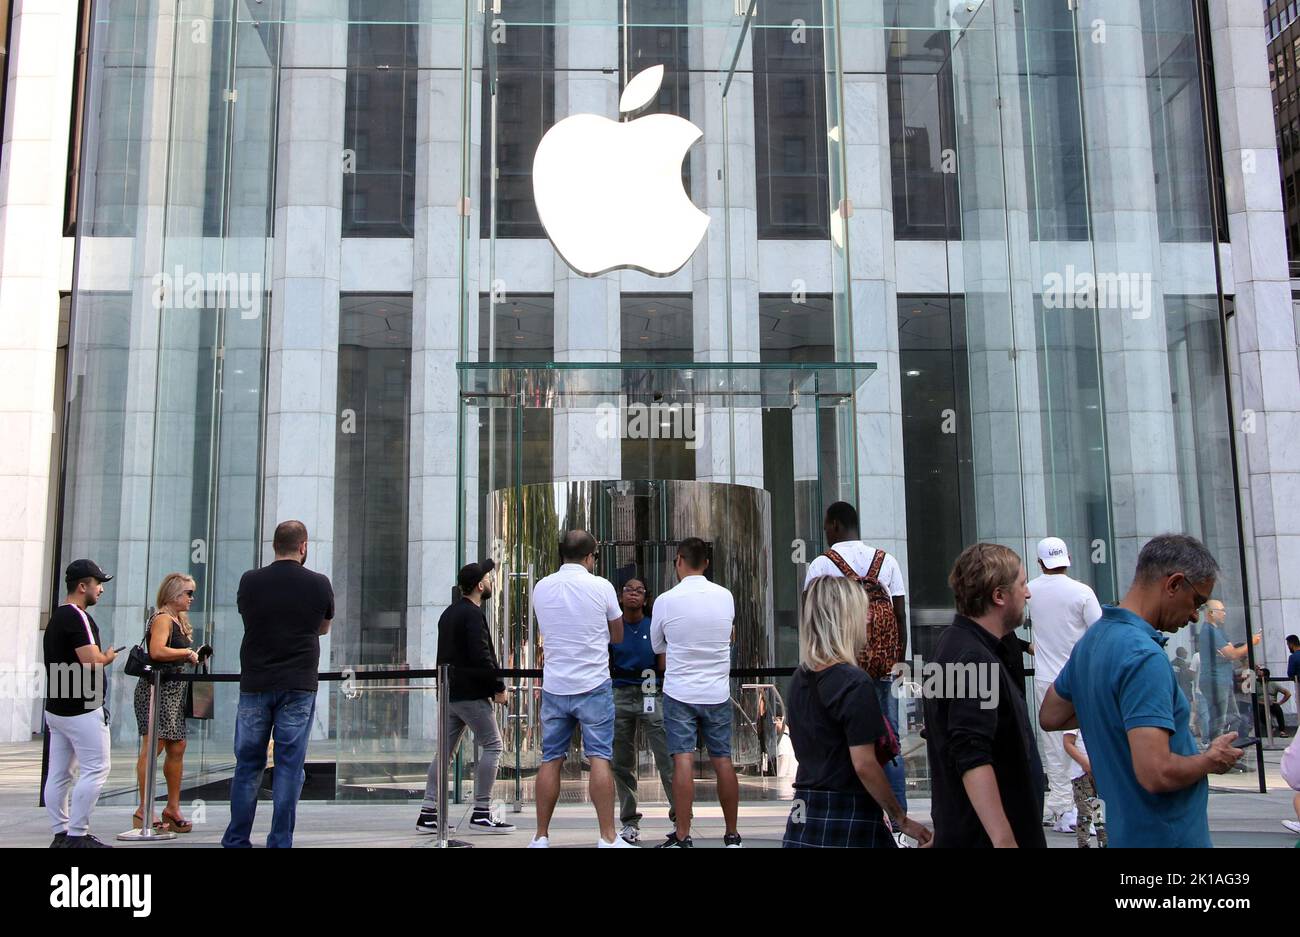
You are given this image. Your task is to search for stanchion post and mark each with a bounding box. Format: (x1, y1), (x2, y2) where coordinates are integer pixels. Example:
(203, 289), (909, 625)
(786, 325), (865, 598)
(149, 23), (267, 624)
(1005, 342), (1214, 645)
(118, 668), (177, 842)
(432, 663), (471, 848)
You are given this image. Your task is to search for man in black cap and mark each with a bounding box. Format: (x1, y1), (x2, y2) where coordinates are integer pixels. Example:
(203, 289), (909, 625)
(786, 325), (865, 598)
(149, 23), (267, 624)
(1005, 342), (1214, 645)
(416, 558), (515, 834)
(43, 560), (116, 848)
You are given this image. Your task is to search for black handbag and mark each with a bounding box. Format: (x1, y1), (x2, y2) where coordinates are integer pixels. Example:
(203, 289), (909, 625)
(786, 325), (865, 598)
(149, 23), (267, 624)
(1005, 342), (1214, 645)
(184, 660), (214, 720)
(123, 609), (154, 679)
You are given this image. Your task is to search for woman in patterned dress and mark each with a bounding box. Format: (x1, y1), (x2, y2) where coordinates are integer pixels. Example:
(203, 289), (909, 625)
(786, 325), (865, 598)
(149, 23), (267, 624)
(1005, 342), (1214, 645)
(133, 573), (200, 832)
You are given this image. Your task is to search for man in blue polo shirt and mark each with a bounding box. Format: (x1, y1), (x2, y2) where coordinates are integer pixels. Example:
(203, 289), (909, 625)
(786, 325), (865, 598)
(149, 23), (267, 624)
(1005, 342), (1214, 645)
(1040, 534), (1243, 847)
(1288, 635), (1300, 682)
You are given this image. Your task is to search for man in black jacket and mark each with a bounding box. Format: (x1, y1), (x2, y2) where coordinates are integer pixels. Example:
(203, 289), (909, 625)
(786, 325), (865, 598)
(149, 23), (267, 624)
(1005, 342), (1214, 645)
(417, 559), (514, 834)
(924, 543), (1046, 848)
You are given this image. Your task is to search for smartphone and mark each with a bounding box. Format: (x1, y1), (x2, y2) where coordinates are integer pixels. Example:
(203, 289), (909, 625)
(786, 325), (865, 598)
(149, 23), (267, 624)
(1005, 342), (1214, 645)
(1234, 737), (1261, 749)
(111, 646), (126, 653)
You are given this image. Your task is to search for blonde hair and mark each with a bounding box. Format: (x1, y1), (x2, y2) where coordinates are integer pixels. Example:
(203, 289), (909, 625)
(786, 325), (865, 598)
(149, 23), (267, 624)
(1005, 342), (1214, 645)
(155, 573), (195, 641)
(799, 576), (871, 670)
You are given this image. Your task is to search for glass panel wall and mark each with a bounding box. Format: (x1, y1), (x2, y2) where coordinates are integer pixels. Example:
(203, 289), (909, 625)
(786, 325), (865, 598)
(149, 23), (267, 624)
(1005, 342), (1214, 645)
(60, 1), (1253, 807)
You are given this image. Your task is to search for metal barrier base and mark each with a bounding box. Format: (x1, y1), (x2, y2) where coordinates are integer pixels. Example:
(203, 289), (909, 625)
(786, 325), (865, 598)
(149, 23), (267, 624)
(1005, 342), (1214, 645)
(414, 838), (473, 848)
(116, 827), (178, 843)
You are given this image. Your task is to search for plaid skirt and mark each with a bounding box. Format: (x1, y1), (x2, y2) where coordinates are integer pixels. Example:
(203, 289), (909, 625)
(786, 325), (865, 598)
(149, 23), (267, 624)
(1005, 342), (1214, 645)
(782, 789), (898, 848)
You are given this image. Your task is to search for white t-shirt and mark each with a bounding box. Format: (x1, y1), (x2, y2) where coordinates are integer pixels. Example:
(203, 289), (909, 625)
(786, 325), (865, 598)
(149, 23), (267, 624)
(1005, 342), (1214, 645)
(651, 575), (735, 705)
(803, 541), (906, 597)
(532, 563), (621, 696)
(1027, 572), (1102, 683)
(1065, 730), (1090, 781)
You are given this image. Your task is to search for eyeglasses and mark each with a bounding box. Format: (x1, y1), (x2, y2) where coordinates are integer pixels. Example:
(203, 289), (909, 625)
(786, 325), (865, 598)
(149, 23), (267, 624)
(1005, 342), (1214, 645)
(622, 586), (645, 594)
(183, 590), (196, 598)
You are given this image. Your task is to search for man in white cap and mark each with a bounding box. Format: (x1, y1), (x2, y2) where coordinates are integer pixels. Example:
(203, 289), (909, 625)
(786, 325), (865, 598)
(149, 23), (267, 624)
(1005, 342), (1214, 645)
(1028, 536), (1102, 834)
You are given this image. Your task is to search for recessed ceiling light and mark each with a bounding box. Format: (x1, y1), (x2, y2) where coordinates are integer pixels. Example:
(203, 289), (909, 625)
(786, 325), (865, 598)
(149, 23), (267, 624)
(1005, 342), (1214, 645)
(906, 370), (922, 377)
(513, 333), (525, 341)
(639, 335), (649, 341)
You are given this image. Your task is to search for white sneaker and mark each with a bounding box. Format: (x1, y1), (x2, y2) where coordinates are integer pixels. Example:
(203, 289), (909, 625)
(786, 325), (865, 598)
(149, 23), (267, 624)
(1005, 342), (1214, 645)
(618, 824), (640, 844)
(1282, 819), (1300, 835)
(527, 835), (550, 848)
(1052, 817), (1076, 834)
(598, 834), (637, 848)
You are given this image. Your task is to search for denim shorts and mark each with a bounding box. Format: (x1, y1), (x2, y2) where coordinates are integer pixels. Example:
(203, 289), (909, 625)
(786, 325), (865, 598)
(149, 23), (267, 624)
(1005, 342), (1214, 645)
(663, 694), (732, 758)
(540, 680), (615, 763)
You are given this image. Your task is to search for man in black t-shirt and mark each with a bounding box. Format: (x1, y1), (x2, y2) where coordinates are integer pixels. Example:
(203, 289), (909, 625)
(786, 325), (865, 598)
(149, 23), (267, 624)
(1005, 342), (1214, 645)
(43, 560), (117, 849)
(221, 520), (334, 849)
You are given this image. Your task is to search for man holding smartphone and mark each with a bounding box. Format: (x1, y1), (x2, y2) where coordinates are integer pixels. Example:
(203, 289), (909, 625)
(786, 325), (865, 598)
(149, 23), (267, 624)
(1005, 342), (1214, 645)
(1041, 535), (1245, 848)
(43, 560), (117, 848)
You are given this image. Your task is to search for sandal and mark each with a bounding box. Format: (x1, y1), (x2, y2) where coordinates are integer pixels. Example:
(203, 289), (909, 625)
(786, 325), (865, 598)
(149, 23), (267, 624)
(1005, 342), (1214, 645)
(160, 809), (193, 833)
(132, 812), (163, 830)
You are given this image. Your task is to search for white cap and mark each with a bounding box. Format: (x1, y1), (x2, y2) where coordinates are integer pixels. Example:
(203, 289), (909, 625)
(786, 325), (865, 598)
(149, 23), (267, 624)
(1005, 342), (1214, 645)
(1037, 537), (1070, 570)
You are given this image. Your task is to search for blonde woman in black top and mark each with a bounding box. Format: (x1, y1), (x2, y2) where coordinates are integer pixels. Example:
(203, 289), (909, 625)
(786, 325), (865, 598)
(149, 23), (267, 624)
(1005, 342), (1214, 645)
(133, 573), (200, 832)
(783, 576), (932, 848)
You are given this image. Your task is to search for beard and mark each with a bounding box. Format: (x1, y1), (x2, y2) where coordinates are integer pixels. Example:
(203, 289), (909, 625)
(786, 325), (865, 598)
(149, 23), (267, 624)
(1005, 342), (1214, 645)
(480, 587), (492, 601)
(86, 592), (99, 607)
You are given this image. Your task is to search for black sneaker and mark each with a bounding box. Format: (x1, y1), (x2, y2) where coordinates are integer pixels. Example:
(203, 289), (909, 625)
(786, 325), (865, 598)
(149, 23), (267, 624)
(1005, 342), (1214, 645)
(655, 832), (693, 848)
(468, 812), (516, 834)
(49, 833), (68, 849)
(723, 832), (743, 848)
(66, 834), (111, 849)
(415, 809), (438, 835)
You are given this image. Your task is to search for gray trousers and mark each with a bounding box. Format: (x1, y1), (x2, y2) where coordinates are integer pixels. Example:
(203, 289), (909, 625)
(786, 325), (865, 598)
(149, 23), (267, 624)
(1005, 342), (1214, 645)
(612, 684), (676, 827)
(422, 698), (503, 811)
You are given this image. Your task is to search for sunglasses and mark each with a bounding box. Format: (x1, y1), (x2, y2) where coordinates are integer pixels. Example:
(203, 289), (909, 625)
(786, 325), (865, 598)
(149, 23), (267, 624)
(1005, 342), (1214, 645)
(183, 589), (196, 598)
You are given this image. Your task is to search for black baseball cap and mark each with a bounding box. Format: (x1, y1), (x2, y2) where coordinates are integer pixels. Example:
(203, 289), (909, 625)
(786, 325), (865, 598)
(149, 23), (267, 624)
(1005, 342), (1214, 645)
(457, 559), (496, 595)
(65, 559), (112, 585)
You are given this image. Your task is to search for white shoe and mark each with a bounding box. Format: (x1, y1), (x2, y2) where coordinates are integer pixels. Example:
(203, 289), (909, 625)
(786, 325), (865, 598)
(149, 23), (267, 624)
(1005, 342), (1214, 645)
(1282, 819), (1300, 835)
(527, 835), (550, 848)
(598, 835), (637, 848)
(618, 824), (640, 844)
(1045, 810), (1076, 831)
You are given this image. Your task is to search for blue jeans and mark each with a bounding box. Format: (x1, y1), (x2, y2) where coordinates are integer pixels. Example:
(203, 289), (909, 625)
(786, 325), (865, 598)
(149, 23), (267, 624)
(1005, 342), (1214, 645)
(222, 689), (315, 848)
(875, 676), (907, 813)
(663, 695), (732, 757)
(540, 680), (615, 762)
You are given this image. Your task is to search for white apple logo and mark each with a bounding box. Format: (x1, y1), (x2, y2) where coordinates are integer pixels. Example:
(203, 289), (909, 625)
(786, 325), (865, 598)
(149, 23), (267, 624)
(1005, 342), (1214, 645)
(532, 65), (709, 278)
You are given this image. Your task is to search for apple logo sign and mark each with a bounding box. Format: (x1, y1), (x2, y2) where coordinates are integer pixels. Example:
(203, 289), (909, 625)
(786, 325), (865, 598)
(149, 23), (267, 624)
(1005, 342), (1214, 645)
(532, 65), (709, 278)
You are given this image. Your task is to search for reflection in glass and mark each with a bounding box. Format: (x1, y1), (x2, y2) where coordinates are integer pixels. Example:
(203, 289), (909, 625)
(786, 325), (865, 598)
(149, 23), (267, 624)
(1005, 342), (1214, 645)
(335, 295), (413, 677)
(482, 0), (555, 239)
(887, 27), (960, 240)
(345, 0), (418, 237)
(753, 0), (830, 239)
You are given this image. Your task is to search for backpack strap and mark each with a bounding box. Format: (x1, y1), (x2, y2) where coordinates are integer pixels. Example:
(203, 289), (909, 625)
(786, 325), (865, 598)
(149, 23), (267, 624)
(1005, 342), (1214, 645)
(823, 549), (861, 581)
(866, 549), (887, 583)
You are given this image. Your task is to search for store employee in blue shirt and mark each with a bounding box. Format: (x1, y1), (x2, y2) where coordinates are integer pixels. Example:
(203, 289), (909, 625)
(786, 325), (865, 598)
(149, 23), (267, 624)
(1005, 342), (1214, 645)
(608, 578), (677, 844)
(1288, 635), (1300, 681)
(1040, 535), (1244, 848)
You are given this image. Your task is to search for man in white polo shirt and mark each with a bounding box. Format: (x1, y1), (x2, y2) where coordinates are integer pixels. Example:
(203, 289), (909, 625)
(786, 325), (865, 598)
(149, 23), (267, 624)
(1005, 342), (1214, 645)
(529, 530), (633, 848)
(652, 537), (741, 848)
(1027, 535), (1103, 834)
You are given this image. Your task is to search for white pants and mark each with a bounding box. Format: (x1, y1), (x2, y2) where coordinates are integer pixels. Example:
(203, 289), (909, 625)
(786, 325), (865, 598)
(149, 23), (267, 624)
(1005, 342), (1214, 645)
(1034, 678), (1074, 819)
(45, 709), (112, 836)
